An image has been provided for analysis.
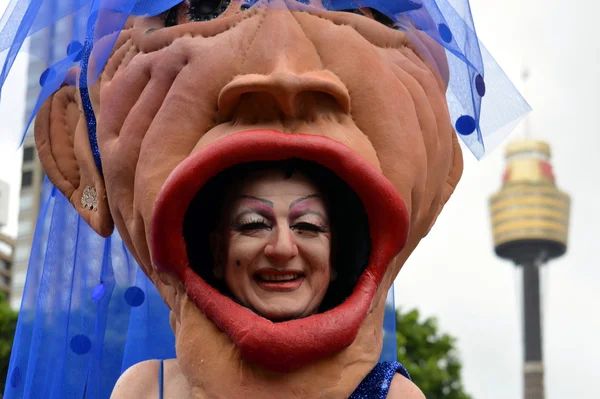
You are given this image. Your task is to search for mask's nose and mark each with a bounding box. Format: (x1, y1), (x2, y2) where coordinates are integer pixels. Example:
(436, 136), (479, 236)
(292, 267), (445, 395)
(217, 6), (351, 121)
(218, 70), (351, 120)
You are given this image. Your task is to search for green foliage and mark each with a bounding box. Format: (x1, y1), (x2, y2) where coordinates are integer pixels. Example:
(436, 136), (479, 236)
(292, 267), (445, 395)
(0, 293), (18, 394)
(396, 308), (472, 399)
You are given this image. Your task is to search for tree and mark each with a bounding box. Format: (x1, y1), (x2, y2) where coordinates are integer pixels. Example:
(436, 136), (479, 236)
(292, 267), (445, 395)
(0, 293), (18, 395)
(396, 308), (472, 399)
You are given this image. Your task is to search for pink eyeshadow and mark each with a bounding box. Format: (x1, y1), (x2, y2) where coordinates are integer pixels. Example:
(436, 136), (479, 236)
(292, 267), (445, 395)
(235, 198), (274, 217)
(288, 199), (328, 222)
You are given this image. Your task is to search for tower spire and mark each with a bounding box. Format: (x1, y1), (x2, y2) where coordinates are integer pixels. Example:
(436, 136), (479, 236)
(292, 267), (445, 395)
(522, 67), (532, 139)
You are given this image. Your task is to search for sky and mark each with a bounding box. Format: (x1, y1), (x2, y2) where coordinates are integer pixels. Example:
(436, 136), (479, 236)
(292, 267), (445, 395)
(0, 1), (598, 398)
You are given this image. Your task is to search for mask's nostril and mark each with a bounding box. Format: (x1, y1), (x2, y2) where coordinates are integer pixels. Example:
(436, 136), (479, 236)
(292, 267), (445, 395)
(218, 71), (351, 121)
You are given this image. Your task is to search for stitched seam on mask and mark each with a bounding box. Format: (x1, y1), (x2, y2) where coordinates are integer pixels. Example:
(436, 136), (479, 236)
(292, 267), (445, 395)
(110, 41), (138, 80)
(398, 47), (431, 73)
(98, 27), (137, 77)
(384, 46), (425, 61)
(300, 11), (408, 51)
(401, 46), (447, 94)
(291, 13), (324, 69)
(137, 12), (261, 55)
(104, 27), (135, 56)
(239, 11), (266, 71)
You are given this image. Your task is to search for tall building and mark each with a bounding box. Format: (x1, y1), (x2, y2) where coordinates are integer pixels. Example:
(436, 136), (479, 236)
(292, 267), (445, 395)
(10, 5), (77, 310)
(1, 179), (14, 301)
(0, 231), (15, 301)
(489, 139), (570, 399)
(11, 139), (44, 309)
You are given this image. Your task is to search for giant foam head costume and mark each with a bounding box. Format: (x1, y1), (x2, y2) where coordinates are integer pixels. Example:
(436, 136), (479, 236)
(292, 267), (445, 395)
(1, 0), (529, 398)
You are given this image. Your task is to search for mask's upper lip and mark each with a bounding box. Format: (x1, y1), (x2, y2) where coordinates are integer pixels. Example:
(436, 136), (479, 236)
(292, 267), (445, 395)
(151, 130), (409, 372)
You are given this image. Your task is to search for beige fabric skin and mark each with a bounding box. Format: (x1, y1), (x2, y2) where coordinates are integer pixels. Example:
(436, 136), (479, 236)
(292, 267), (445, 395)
(34, 3), (463, 398)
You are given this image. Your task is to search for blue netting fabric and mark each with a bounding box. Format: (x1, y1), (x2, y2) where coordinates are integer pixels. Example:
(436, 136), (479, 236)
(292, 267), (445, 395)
(3, 178), (175, 399)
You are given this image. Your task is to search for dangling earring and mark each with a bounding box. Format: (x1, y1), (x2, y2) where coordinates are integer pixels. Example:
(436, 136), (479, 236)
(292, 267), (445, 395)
(81, 186), (98, 210)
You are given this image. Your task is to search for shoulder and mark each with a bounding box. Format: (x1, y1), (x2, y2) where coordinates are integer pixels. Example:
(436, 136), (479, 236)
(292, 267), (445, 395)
(386, 374), (426, 399)
(110, 359), (161, 399)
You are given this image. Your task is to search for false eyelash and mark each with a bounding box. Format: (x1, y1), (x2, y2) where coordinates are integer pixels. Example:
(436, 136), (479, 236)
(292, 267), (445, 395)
(237, 222), (269, 231)
(232, 214), (273, 231)
(292, 222), (329, 233)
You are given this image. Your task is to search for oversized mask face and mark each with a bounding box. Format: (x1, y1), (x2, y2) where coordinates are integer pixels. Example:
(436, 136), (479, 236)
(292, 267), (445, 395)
(34, 0), (463, 396)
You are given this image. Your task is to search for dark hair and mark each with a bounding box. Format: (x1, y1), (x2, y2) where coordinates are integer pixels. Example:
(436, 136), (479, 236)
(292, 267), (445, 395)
(183, 159), (371, 314)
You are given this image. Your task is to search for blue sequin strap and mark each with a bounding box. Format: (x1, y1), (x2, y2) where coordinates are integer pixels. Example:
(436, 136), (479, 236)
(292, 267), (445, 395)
(79, 21), (102, 176)
(158, 360), (164, 399)
(349, 361), (411, 399)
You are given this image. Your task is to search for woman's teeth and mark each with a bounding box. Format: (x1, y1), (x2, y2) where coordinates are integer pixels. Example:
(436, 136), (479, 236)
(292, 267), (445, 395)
(258, 274), (300, 281)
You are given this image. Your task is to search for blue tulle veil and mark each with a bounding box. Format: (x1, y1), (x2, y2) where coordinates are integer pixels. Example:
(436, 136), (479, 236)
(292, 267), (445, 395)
(0, 0), (529, 397)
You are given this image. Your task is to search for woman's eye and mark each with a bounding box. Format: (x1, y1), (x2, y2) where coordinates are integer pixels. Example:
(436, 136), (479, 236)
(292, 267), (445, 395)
(325, 3), (397, 29)
(234, 214), (272, 231)
(238, 221), (271, 231)
(164, 0), (232, 26)
(367, 8), (395, 28)
(337, 8), (363, 15)
(292, 222), (327, 233)
(188, 0), (232, 21)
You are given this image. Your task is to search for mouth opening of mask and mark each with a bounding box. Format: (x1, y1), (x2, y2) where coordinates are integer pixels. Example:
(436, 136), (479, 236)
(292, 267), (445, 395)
(182, 158), (371, 320)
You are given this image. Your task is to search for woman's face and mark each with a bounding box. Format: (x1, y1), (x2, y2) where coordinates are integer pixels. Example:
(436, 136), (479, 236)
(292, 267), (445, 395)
(215, 169), (332, 321)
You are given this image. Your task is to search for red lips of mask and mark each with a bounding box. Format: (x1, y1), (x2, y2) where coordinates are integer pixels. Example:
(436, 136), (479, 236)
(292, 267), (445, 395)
(152, 130), (408, 372)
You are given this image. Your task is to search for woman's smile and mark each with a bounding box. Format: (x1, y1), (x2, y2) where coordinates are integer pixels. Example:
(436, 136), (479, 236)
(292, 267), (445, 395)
(254, 269), (306, 292)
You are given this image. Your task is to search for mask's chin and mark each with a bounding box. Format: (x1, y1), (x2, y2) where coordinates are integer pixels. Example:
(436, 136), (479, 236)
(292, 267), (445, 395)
(151, 130), (408, 372)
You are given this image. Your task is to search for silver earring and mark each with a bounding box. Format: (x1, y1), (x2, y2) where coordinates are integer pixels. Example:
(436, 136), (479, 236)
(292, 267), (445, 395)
(81, 186), (98, 210)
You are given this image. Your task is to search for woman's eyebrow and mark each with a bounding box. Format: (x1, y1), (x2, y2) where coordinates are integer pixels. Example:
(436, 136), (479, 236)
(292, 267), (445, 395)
(289, 194), (321, 210)
(238, 195), (274, 207)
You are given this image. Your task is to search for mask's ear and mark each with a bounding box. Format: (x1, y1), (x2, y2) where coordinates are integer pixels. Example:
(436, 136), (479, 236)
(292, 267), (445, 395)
(34, 83), (114, 237)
